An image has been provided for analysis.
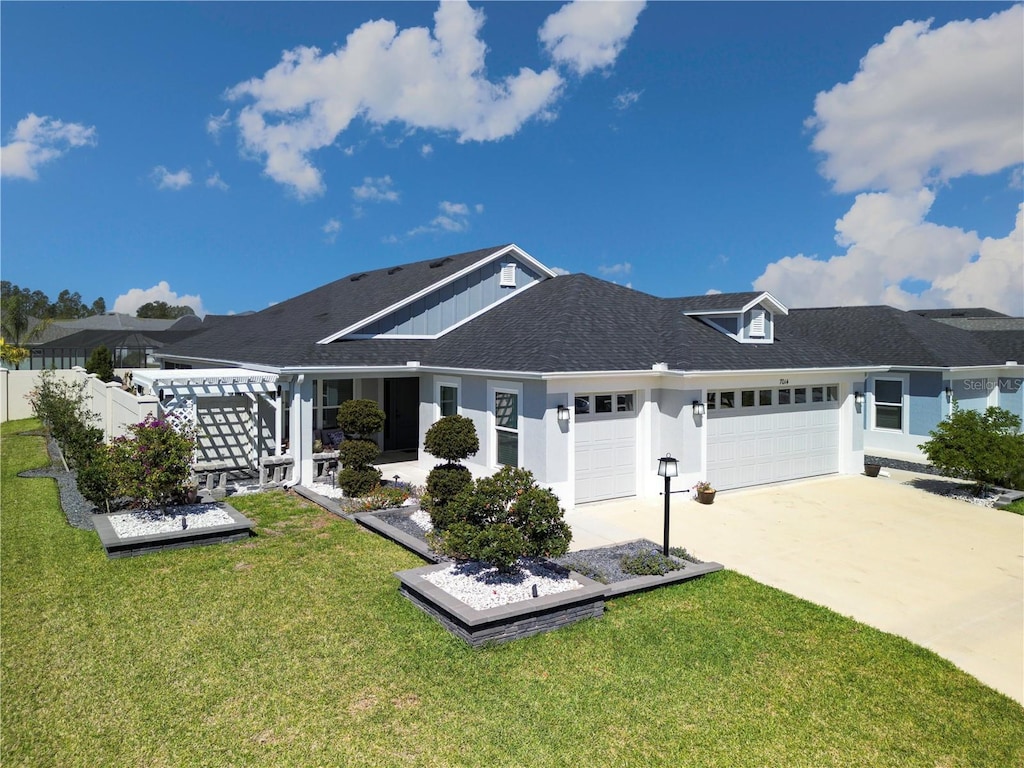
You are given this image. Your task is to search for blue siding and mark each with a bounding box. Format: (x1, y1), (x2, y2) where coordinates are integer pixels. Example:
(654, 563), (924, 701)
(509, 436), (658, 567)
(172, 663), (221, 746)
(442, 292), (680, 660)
(952, 376), (991, 413)
(998, 374), (1024, 420)
(908, 371), (942, 437)
(357, 256), (544, 337)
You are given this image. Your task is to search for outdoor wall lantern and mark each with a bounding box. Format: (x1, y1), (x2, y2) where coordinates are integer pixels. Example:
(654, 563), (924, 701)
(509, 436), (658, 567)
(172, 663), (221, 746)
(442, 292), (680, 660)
(944, 386), (954, 402)
(657, 454), (680, 557)
(557, 405), (571, 423)
(692, 400), (706, 417)
(853, 391), (865, 405)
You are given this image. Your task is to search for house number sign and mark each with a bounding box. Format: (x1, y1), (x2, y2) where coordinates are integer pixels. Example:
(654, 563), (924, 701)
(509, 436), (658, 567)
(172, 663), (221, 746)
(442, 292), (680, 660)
(779, 378), (789, 385)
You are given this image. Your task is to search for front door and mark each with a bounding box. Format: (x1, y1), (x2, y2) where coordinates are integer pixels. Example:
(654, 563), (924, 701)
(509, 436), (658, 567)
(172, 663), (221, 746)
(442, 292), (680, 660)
(383, 377), (419, 452)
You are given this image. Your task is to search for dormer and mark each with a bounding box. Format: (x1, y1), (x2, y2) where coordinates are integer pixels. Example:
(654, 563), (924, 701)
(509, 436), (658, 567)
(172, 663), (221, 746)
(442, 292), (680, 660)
(679, 291), (788, 344)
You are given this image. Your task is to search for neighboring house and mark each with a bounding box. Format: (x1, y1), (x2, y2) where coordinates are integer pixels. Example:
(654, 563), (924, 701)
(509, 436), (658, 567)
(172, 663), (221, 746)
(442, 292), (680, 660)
(144, 244), (1022, 508)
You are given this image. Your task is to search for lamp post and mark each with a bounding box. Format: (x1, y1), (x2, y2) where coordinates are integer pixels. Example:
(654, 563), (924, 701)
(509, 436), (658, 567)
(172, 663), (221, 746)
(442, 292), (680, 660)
(657, 454), (679, 556)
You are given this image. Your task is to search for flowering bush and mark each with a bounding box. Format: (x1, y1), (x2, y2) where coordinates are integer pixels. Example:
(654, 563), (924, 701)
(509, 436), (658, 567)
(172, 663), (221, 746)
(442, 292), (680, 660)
(109, 416), (196, 513)
(693, 480), (714, 493)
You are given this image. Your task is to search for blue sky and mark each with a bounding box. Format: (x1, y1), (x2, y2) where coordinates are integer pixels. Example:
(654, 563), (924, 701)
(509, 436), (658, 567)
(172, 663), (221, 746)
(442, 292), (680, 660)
(2, 1), (1022, 317)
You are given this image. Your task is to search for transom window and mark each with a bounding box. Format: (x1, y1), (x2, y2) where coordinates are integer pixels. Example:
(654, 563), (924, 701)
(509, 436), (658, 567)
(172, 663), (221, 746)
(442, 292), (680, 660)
(707, 384), (840, 411)
(574, 392), (635, 416)
(874, 379), (904, 431)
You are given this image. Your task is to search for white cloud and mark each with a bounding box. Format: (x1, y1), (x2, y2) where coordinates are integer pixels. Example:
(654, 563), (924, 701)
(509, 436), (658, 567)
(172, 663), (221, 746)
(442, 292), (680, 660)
(540, 1), (646, 76)
(807, 5), (1023, 194)
(757, 6), (1024, 316)
(598, 262), (632, 276)
(206, 109), (231, 140)
(206, 172), (229, 190)
(152, 166), (193, 190)
(323, 217), (342, 243)
(352, 175), (399, 202)
(113, 282), (206, 318)
(407, 199), (482, 237)
(550, 266), (571, 276)
(1, 113), (97, 180)
(420, 143), (434, 157)
(613, 89), (642, 110)
(223, 1), (641, 197)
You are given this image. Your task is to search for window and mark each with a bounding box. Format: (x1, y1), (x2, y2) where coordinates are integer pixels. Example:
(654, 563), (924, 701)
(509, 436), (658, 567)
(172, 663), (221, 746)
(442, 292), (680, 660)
(595, 395), (613, 413)
(826, 385), (839, 402)
(616, 393), (635, 412)
(778, 388), (791, 405)
(812, 386), (824, 403)
(759, 389), (773, 406)
(315, 379), (353, 429)
(494, 390), (519, 467)
(741, 390), (755, 407)
(707, 392), (716, 410)
(577, 392), (635, 415)
(874, 379), (903, 430)
(794, 387), (807, 404)
(574, 396), (590, 415)
(720, 391), (735, 409)
(440, 386), (458, 417)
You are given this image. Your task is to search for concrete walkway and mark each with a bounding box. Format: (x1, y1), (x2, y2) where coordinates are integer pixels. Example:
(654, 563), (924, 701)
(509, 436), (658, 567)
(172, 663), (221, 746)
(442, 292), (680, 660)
(565, 471), (1024, 705)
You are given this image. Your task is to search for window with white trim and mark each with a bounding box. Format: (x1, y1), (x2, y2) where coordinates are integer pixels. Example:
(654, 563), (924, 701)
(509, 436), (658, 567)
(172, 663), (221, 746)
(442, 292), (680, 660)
(494, 388), (519, 467)
(315, 378), (353, 429)
(874, 379), (903, 430)
(436, 378), (461, 419)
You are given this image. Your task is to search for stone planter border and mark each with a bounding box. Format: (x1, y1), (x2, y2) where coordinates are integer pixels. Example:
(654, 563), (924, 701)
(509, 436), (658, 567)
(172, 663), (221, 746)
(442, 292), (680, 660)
(93, 501), (255, 559)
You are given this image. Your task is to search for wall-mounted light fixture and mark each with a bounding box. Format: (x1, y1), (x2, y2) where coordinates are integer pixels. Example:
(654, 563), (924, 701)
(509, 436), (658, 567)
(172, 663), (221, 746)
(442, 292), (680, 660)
(853, 391), (864, 405)
(557, 405), (571, 423)
(692, 400), (706, 416)
(944, 386), (954, 402)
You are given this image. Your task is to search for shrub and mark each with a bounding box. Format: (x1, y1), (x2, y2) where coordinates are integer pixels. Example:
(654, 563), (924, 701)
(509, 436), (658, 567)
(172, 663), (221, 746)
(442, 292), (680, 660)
(427, 466), (571, 571)
(620, 550), (685, 576)
(76, 446), (119, 514)
(27, 369), (102, 468)
(109, 416), (196, 513)
(355, 484), (409, 512)
(919, 404), (1024, 491)
(336, 399), (385, 497)
(85, 345), (115, 382)
(423, 415), (479, 464)
(425, 464), (473, 519)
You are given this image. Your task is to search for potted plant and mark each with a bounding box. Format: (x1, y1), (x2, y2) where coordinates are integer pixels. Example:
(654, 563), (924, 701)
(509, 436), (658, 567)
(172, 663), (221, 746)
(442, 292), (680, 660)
(693, 480), (716, 505)
(864, 462), (881, 477)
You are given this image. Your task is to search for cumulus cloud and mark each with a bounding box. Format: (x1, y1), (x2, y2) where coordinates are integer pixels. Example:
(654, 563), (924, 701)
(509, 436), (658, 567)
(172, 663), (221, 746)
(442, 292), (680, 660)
(223, 0), (641, 197)
(323, 217), (342, 243)
(807, 6), (1023, 194)
(152, 166), (192, 190)
(756, 6), (1024, 316)
(407, 199), (482, 236)
(352, 175), (399, 202)
(113, 282), (205, 318)
(0, 113), (97, 180)
(206, 172), (229, 190)
(540, 1), (646, 76)
(598, 262), (632, 276)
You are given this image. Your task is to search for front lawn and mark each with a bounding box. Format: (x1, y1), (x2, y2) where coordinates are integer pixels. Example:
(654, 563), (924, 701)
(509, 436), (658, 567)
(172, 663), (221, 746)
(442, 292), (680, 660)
(2, 419), (1022, 767)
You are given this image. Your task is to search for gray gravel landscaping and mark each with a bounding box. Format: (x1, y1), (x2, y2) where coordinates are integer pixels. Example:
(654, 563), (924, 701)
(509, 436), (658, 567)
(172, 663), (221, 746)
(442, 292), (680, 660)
(17, 432), (96, 531)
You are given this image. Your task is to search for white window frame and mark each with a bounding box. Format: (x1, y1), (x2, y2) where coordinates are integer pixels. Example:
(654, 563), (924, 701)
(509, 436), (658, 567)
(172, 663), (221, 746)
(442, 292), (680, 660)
(488, 380), (523, 468)
(435, 376), (461, 420)
(871, 376), (907, 433)
(314, 378), (353, 430)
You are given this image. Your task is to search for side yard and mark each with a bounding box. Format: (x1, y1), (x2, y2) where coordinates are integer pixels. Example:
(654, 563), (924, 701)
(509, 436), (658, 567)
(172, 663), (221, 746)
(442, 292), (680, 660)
(2, 419), (1023, 767)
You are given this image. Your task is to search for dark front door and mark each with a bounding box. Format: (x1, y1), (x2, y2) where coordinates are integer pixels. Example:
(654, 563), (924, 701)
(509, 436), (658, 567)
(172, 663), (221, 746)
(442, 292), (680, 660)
(383, 377), (419, 452)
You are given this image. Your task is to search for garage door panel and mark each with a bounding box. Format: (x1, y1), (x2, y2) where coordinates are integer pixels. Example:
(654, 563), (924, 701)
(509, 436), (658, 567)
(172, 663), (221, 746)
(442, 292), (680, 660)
(575, 397), (637, 503)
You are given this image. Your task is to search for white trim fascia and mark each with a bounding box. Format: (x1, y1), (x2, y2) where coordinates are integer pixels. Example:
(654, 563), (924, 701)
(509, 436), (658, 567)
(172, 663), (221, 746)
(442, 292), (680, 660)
(742, 292), (788, 316)
(341, 279), (546, 341)
(671, 365), (887, 379)
(154, 354), (283, 375)
(316, 244), (556, 344)
(682, 291), (789, 317)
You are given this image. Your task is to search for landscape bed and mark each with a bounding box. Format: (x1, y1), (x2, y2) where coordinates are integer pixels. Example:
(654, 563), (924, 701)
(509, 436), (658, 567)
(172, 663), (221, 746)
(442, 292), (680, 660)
(93, 501), (255, 558)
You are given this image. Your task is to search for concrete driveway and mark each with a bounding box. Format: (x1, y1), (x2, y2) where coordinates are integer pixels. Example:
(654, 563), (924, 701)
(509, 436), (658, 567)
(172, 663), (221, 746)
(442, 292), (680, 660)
(565, 471), (1024, 705)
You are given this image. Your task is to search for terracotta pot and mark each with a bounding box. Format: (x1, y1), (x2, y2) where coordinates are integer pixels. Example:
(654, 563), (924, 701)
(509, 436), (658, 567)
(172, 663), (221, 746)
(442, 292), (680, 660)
(697, 490), (716, 505)
(864, 463), (881, 478)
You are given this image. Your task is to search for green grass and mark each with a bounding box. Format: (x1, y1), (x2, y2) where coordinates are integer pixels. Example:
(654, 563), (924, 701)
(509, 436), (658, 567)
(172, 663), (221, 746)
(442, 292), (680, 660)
(3, 418), (1023, 767)
(1003, 498), (1024, 515)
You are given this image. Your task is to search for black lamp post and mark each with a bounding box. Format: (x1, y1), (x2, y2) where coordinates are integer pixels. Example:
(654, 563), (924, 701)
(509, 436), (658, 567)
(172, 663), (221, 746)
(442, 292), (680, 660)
(657, 454), (679, 556)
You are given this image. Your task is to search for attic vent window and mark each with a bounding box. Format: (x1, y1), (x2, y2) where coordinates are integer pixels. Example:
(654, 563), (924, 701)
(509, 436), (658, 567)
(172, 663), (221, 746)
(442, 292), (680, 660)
(349, 273), (367, 282)
(750, 309), (767, 338)
(499, 263), (517, 288)
(429, 257), (453, 268)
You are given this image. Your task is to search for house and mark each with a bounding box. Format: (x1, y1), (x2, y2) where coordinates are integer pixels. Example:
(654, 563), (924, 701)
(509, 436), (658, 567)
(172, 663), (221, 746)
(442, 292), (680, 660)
(142, 244), (1022, 507)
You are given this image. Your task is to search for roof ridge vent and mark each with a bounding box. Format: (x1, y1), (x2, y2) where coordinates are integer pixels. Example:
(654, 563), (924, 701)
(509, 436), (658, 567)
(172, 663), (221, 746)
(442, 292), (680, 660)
(349, 273), (368, 282)
(429, 257), (453, 268)
(387, 267), (403, 275)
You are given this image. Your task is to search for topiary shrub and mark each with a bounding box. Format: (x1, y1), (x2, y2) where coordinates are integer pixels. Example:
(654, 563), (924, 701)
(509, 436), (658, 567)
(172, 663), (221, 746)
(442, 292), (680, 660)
(423, 415), (479, 521)
(336, 399), (386, 497)
(427, 466), (571, 571)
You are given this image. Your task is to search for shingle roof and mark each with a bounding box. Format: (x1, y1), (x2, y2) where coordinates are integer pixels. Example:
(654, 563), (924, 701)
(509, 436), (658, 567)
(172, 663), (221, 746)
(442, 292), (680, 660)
(911, 308), (1010, 319)
(674, 292), (764, 313)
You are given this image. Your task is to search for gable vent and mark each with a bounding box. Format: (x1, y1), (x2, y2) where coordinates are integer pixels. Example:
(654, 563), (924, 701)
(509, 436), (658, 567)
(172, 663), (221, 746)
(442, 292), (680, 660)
(349, 273), (367, 282)
(750, 308), (766, 338)
(499, 263), (517, 288)
(429, 257), (453, 268)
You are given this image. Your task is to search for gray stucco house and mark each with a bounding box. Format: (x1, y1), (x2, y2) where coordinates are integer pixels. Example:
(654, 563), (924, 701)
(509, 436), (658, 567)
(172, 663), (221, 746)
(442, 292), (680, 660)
(143, 244), (1023, 507)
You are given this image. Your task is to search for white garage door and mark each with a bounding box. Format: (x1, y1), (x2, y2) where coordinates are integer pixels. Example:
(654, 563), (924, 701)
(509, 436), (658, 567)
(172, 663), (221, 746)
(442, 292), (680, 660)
(707, 385), (840, 491)
(575, 392), (637, 503)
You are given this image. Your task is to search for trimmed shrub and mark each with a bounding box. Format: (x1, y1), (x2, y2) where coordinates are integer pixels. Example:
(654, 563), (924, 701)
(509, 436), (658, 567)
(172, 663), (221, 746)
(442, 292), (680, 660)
(336, 399), (386, 497)
(85, 345), (115, 382)
(427, 466), (571, 571)
(919, 404), (1024, 491)
(423, 415), (479, 464)
(425, 464), (472, 519)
